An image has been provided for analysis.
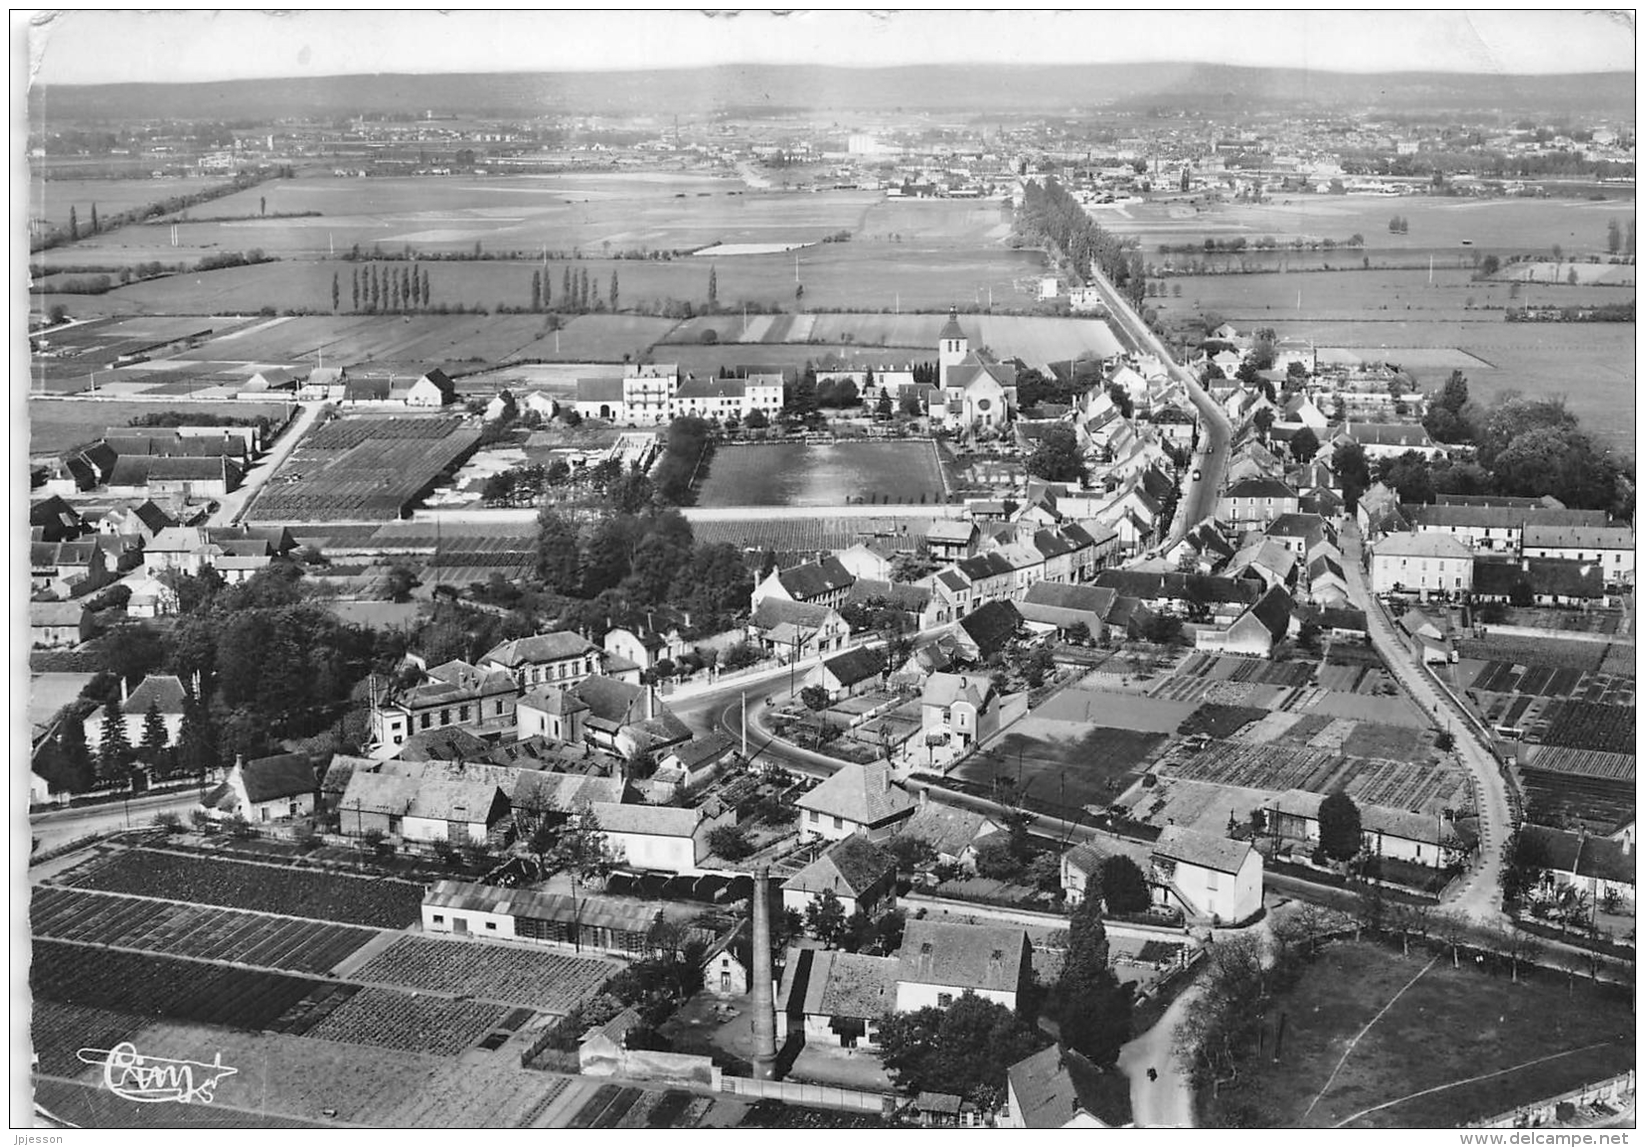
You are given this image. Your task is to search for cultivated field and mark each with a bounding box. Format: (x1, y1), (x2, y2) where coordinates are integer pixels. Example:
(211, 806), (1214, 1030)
(248, 416), (482, 523)
(1209, 939), (1636, 1128)
(664, 311), (1123, 365)
(1031, 689), (1197, 731)
(1540, 700), (1636, 754)
(69, 848), (427, 928)
(352, 936), (614, 1014)
(31, 886), (378, 975)
(49, 174), (877, 261)
(1455, 635), (1614, 672)
(1109, 195), (1634, 258)
(695, 441), (947, 507)
(29, 939), (322, 1030)
(30, 176), (238, 230)
(305, 986), (508, 1057)
(1462, 659), (1635, 705)
(960, 722), (1167, 817)
(1159, 738), (1468, 812)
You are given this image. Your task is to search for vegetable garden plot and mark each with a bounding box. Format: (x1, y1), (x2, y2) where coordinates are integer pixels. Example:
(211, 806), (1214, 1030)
(304, 986), (507, 1058)
(31, 887), (378, 975)
(350, 936), (614, 1014)
(70, 849), (426, 927)
(1456, 636), (1605, 672)
(1176, 703), (1267, 740)
(1540, 700), (1636, 754)
(1524, 745), (1635, 781)
(30, 1078), (324, 1130)
(28, 1000), (150, 1078)
(29, 939), (322, 1030)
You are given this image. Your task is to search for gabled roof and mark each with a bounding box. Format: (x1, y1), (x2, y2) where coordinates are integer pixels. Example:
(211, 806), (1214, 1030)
(1237, 585), (1295, 643)
(406, 778), (504, 823)
(1521, 523), (1634, 550)
(512, 769), (625, 814)
(785, 835), (895, 899)
(396, 726), (491, 762)
(1007, 1044), (1123, 1129)
(339, 770), (421, 816)
(926, 519), (977, 544)
(938, 308), (968, 342)
(1062, 841), (1111, 878)
(922, 671), (996, 711)
(821, 645), (886, 688)
(897, 800), (997, 859)
(1344, 421), (1435, 449)
(956, 550), (1015, 582)
(796, 761), (915, 827)
(588, 800), (703, 839)
(846, 578), (933, 613)
(1020, 581), (1118, 629)
(1152, 825), (1252, 876)
(1224, 476), (1299, 500)
(667, 732), (737, 771)
(957, 599), (1022, 657)
(775, 556), (855, 601)
(1374, 533), (1472, 560)
(122, 674), (189, 716)
(240, 753), (317, 804)
(750, 597), (837, 634)
(897, 919), (1027, 992)
(779, 946), (901, 1020)
(482, 631), (598, 668)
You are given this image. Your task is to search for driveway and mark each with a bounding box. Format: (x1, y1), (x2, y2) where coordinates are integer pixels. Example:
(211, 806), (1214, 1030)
(1339, 523), (1510, 925)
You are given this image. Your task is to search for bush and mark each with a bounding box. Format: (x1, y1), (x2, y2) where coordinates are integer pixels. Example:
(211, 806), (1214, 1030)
(153, 811), (185, 834)
(225, 814), (254, 840)
(720, 641), (761, 672)
(709, 825), (755, 861)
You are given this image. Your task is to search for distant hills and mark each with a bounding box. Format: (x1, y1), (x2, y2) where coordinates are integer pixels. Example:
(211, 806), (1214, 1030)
(32, 63), (1636, 123)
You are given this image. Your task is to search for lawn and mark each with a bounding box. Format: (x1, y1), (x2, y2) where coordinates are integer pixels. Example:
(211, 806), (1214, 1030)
(694, 440), (947, 507)
(1207, 939), (1636, 1128)
(27, 397), (295, 454)
(959, 721), (1166, 817)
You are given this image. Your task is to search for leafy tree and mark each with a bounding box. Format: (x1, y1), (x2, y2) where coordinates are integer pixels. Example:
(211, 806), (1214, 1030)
(745, 408), (769, 430)
(804, 888), (848, 947)
(1333, 440), (1372, 512)
(1500, 827), (1552, 908)
(1026, 424), (1086, 485)
(885, 833), (936, 873)
(534, 509), (582, 593)
(876, 388), (893, 420)
(1377, 450), (1436, 505)
(1289, 425), (1320, 464)
(1318, 791), (1362, 862)
(877, 994), (1050, 1109)
(384, 563), (420, 603)
(1064, 620), (1091, 646)
(1099, 855), (1151, 914)
(799, 685), (831, 712)
(707, 825), (754, 861)
(1252, 408), (1275, 438)
(1144, 610), (1183, 646)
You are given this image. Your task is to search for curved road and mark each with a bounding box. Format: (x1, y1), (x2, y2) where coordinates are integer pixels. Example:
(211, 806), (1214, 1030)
(1081, 262), (1234, 544)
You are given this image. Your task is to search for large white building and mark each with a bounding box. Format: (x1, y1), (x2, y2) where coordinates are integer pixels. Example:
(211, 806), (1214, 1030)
(1150, 826), (1262, 925)
(1370, 533), (1474, 600)
(573, 365), (783, 425)
(933, 309), (1017, 433)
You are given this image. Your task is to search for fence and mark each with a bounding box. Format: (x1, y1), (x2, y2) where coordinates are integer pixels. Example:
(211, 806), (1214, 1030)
(1130, 946), (1209, 1035)
(1464, 1070), (1635, 1130)
(719, 1075), (893, 1114)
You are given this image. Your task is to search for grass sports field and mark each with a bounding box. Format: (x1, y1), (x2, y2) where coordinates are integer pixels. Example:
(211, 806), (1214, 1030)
(695, 440), (947, 507)
(1210, 939), (1635, 1128)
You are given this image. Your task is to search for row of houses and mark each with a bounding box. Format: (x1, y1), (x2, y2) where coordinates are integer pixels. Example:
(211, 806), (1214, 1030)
(37, 423), (265, 499)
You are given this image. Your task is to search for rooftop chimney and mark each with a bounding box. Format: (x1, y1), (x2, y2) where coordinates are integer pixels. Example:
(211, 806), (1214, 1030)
(750, 867), (779, 1080)
(120, 677), (129, 705)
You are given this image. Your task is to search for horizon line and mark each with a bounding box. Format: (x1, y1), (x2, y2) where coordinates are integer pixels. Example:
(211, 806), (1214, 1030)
(33, 59), (1640, 92)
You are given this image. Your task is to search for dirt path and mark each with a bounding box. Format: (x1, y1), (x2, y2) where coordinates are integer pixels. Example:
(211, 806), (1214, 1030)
(1116, 979), (1203, 1127)
(1303, 951), (1440, 1118)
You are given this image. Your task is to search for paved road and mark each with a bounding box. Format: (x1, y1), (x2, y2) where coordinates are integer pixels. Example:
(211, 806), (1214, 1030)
(28, 787), (203, 855)
(1082, 261), (1233, 544)
(205, 399), (324, 527)
(1339, 522), (1512, 926)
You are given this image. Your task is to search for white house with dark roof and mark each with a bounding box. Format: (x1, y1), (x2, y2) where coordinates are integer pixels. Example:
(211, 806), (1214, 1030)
(588, 800), (734, 873)
(805, 646), (886, 702)
(894, 795), (1000, 869)
(933, 309), (1017, 432)
(895, 918), (1032, 1012)
(781, 835), (897, 918)
(796, 760), (917, 843)
(83, 674), (189, 753)
(1520, 524), (1634, 587)
(479, 630), (604, 689)
(371, 659), (518, 749)
(748, 598), (849, 660)
(1265, 789), (1458, 869)
(205, 752), (318, 822)
(1370, 532), (1473, 599)
(751, 555), (856, 612)
(30, 600), (89, 649)
(920, 671), (1002, 752)
(1150, 825), (1262, 924)
(1219, 476), (1301, 529)
(1060, 841), (1114, 907)
(1340, 421), (1442, 460)
(654, 732), (737, 792)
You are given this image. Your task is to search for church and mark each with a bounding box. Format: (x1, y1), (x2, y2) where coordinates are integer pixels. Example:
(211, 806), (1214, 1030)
(933, 309), (1018, 433)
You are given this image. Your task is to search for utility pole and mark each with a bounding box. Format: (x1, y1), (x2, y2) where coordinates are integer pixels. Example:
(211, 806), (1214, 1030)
(741, 690), (747, 756)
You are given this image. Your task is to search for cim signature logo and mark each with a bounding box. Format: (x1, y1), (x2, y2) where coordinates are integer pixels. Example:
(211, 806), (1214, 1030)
(76, 1043), (238, 1105)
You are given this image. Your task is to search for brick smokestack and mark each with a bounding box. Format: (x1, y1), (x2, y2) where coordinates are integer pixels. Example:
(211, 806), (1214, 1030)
(751, 866), (778, 1079)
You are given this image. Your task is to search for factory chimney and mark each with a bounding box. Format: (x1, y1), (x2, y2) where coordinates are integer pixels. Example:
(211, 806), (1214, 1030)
(750, 866), (779, 1079)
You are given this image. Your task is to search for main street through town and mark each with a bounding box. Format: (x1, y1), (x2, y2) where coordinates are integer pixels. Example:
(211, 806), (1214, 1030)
(1081, 261), (1233, 543)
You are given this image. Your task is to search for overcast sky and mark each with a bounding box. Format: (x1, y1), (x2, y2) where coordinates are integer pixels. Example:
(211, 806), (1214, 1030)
(25, 9), (1637, 86)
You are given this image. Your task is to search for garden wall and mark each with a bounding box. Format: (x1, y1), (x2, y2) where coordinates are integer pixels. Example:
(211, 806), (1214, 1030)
(1464, 1070), (1635, 1130)
(720, 1075), (893, 1113)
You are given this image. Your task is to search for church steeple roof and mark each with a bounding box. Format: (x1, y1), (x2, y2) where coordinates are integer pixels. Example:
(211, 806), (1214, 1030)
(938, 307), (968, 342)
